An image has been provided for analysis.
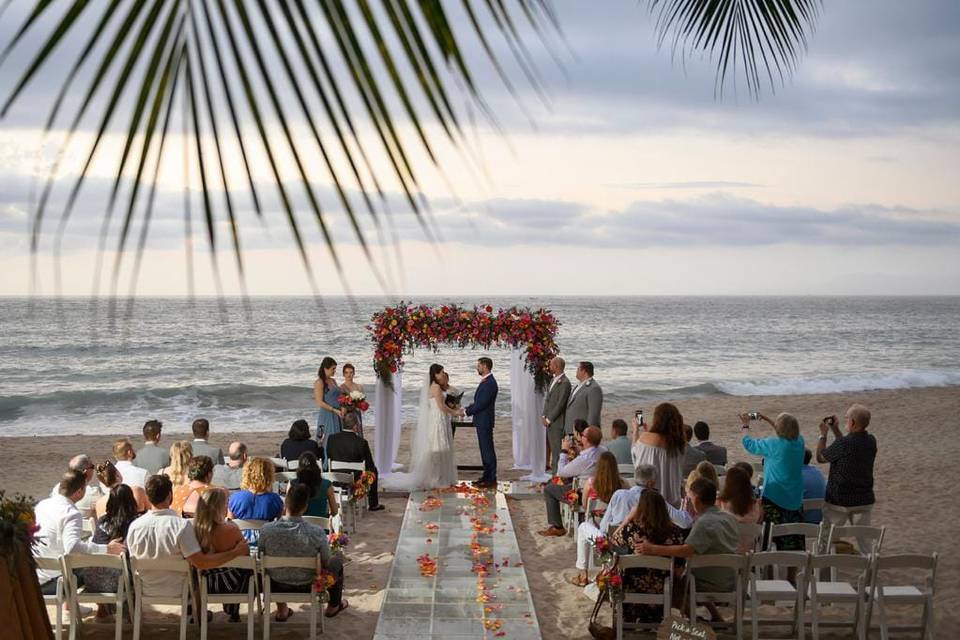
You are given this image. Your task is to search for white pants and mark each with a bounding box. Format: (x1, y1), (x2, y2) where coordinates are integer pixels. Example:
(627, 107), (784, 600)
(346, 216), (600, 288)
(823, 502), (874, 554)
(576, 521), (602, 570)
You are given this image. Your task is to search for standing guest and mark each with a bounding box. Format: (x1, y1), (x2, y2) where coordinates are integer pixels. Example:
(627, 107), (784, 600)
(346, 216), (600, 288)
(193, 488), (252, 622)
(126, 475), (247, 599)
(631, 403), (686, 507)
(228, 458), (284, 540)
(541, 356), (572, 472)
(172, 456), (215, 516)
(605, 419), (633, 466)
(135, 420), (170, 475)
(191, 418), (225, 465)
(801, 449), (826, 523)
(212, 442), (248, 490)
(566, 361), (603, 432)
(113, 438), (148, 489)
(94, 461), (148, 516)
(294, 452), (339, 519)
(719, 466), (763, 552)
(259, 484), (348, 621)
(339, 363), (365, 439)
(315, 357), (345, 453)
(326, 411), (385, 511)
(816, 404), (878, 548)
(35, 470), (125, 595)
(681, 424), (708, 478)
(610, 491), (688, 624)
(81, 485), (140, 619)
(693, 421), (728, 467)
(280, 419), (322, 463)
(569, 452), (629, 587)
(49, 455), (101, 519)
(538, 426), (606, 537)
(160, 441), (193, 486)
(739, 411), (805, 551)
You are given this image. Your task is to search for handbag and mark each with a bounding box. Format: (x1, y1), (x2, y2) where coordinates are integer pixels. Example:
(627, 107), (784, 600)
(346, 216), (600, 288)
(587, 555), (619, 640)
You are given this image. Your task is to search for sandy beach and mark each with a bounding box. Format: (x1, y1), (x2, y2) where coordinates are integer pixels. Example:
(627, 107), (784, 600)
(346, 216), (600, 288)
(3, 385), (957, 638)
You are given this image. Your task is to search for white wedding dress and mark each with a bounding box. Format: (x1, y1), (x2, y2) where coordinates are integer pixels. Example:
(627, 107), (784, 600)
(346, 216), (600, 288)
(381, 376), (458, 491)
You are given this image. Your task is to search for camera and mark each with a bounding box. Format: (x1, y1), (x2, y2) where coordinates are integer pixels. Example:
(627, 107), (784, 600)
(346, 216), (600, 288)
(748, 411), (760, 420)
(635, 409), (644, 426)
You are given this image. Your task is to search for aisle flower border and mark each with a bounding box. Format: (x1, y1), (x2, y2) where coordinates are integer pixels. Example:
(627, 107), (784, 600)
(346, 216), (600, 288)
(369, 302), (560, 392)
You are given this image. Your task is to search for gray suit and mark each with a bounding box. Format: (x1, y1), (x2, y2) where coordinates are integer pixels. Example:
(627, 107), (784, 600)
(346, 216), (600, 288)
(134, 442), (170, 475)
(681, 443), (708, 478)
(191, 439), (224, 465)
(695, 441), (728, 467)
(566, 379), (603, 432)
(542, 374), (572, 472)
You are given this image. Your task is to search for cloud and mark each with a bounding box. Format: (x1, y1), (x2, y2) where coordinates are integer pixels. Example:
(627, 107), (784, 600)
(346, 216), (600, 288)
(606, 181), (762, 190)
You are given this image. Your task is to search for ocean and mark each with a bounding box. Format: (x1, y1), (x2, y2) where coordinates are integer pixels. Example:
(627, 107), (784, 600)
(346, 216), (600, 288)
(1, 296), (958, 437)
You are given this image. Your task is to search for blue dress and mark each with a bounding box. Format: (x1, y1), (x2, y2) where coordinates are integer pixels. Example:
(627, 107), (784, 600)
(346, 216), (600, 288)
(317, 382), (343, 443)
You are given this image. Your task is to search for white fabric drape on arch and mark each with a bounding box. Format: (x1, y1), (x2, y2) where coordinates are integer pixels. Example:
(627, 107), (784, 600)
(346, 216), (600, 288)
(374, 370), (403, 475)
(510, 348), (550, 482)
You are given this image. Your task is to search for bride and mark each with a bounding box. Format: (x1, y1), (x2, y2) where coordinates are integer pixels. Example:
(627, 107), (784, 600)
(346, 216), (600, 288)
(382, 363), (460, 491)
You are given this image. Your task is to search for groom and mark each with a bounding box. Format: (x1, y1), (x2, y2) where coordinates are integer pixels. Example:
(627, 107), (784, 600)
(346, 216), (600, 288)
(461, 357), (498, 488)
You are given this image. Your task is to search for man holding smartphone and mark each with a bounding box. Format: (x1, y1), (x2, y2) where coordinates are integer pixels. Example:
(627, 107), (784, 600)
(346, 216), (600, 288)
(538, 426), (606, 537)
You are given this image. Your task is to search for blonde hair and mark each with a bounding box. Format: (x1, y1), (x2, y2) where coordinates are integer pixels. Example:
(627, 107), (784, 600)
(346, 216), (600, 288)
(241, 457), (274, 493)
(167, 441), (193, 485)
(686, 460), (719, 495)
(774, 413), (800, 440)
(193, 488), (227, 552)
(112, 438), (134, 460)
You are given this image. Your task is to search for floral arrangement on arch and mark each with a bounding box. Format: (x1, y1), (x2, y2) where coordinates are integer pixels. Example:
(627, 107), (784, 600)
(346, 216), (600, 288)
(368, 302), (560, 392)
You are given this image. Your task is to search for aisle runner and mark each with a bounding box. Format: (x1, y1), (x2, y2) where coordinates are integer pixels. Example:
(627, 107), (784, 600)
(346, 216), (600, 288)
(373, 485), (541, 639)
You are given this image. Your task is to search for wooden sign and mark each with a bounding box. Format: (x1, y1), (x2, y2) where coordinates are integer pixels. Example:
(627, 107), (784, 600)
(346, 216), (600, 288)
(656, 615), (717, 640)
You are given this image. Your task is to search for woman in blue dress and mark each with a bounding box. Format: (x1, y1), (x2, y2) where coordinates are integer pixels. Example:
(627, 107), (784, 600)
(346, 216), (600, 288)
(314, 356), (344, 461)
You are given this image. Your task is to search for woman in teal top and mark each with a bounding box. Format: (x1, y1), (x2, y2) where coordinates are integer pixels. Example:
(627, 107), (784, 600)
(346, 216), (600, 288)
(315, 357), (344, 461)
(738, 411), (805, 550)
(296, 452), (339, 521)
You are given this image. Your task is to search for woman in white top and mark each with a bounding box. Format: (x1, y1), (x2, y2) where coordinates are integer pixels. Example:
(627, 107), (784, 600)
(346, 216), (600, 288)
(631, 402), (686, 507)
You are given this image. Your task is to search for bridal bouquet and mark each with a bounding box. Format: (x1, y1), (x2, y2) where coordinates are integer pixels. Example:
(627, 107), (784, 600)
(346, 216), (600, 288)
(338, 389), (370, 412)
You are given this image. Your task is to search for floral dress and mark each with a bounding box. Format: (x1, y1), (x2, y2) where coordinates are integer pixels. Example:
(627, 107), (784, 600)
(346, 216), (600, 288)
(610, 521), (687, 623)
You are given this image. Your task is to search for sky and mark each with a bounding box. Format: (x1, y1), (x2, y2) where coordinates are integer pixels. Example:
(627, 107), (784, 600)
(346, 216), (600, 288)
(0, 0), (958, 297)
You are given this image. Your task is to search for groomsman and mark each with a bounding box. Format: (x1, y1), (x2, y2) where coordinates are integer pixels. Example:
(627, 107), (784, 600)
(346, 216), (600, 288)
(566, 361), (603, 432)
(541, 357), (572, 472)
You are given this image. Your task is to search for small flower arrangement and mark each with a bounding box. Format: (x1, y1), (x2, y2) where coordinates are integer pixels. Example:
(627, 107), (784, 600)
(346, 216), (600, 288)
(591, 535), (614, 565)
(562, 489), (580, 506)
(351, 471), (377, 502)
(550, 476), (566, 486)
(0, 491), (40, 572)
(337, 389), (370, 413)
(313, 568), (337, 593)
(594, 570), (623, 600)
(327, 531), (349, 553)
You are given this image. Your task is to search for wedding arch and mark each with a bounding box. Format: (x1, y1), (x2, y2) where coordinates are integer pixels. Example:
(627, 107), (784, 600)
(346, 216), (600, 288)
(368, 302), (560, 481)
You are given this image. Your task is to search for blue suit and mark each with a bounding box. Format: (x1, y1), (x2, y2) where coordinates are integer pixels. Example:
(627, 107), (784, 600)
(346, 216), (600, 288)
(465, 374), (499, 483)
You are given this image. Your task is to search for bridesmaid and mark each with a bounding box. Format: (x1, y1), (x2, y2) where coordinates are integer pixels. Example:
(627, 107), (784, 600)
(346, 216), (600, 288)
(315, 357), (344, 463)
(339, 363), (364, 439)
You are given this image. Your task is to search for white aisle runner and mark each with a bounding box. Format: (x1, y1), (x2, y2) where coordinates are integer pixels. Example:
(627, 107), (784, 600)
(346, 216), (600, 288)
(373, 486), (542, 639)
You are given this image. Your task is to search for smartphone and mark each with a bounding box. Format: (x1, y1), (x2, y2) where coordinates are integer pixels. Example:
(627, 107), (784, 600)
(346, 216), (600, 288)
(824, 415), (836, 426)
(635, 409), (644, 426)
(748, 411), (760, 420)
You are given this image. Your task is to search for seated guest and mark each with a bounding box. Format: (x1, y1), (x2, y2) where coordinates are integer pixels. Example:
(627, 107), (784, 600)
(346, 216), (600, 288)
(172, 456), (216, 516)
(569, 452), (629, 586)
(135, 419), (170, 475)
(538, 426), (606, 537)
(599, 464), (694, 536)
(572, 418), (588, 437)
(801, 448), (826, 523)
(228, 457), (284, 539)
(35, 470), (125, 595)
(295, 452), (339, 519)
(681, 424), (708, 478)
(94, 461), (148, 516)
(635, 478), (739, 621)
(113, 438), (148, 489)
(604, 419), (633, 465)
(193, 488), (252, 622)
(160, 440), (193, 486)
(325, 411), (384, 511)
(280, 419), (322, 463)
(610, 491), (688, 624)
(81, 484), (140, 619)
(693, 421), (728, 468)
(681, 461), (720, 521)
(127, 475), (247, 598)
(631, 403), (686, 507)
(719, 466), (763, 552)
(50, 455), (101, 518)
(731, 461), (761, 498)
(191, 418), (225, 465)
(212, 442), (248, 490)
(259, 483), (348, 621)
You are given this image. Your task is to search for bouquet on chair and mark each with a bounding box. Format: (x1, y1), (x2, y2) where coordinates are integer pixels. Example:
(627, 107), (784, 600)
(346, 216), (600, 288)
(0, 491), (40, 565)
(327, 532), (350, 554)
(338, 390), (370, 413)
(313, 568), (337, 593)
(351, 471), (377, 502)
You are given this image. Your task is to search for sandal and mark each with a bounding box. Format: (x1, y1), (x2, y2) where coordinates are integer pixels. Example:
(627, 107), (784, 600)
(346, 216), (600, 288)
(324, 600), (349, 618)
(274, 610), (293, 623)
(566, 574), (591, 587)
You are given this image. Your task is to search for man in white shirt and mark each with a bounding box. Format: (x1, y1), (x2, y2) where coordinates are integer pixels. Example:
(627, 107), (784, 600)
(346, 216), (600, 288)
(211, 441), (247, 490)
(538, 426), (607, 537)
(49, 455), (101, 519)
(35, 470), (125, 593)
(113, 438), (148, 488)
(126, 475), (247, 597)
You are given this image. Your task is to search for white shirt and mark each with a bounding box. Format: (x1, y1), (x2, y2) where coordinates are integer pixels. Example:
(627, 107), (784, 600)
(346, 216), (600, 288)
(547, 373), (566, 394)
(126, 509), (202, 596)
(50, 479), (101, 518)
(569, 377), (593, 401)
(34, 494), (108, 583)
(115, 460), (148, 488)
(211, 464), (244, 490)
(598, 485), (694, 533)
(556, 445), (607, 480)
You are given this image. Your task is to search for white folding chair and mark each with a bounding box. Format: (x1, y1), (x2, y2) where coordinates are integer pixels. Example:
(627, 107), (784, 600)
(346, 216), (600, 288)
(868, 553), (937, 640)
(35, 556), (67, 640)
(617, 463), (634, 477)
(687, 553), (746, 638)
(80, 517), (95, 541)
(613, 554), (673, 639)
(738, 521), (765, 553)
(806, 553), (869, 640)
(559, 476), (583, 538)
(274, 471), (298, 495)
(129, 557), (193, 640)
(303, 515), (332, 531)
(62, 552), (129, 640)
(582, 497), (608, 571)
(329, 459), (366, 521)
(746, 551), (809, 640)
(826, 524), (884, 581)
(232, 519), (268, 541)
(323, 471), (358, 533)
(261, 553), (327, 640)
(267, 457), (287, 471)
(767, 522), (825, 580)
(286, 458), (300, 471)
(198, 555), (258, 640)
